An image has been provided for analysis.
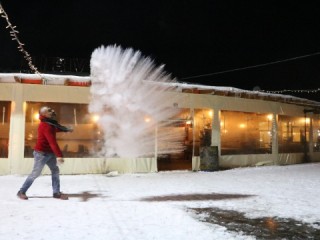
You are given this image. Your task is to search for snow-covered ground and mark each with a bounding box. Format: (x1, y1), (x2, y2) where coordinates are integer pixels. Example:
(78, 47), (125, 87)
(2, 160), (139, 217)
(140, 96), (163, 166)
(1, 163), (319, 240)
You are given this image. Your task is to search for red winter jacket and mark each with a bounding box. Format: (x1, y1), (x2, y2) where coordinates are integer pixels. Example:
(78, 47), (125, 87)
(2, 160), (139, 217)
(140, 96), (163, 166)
(34, 116), (63, 157)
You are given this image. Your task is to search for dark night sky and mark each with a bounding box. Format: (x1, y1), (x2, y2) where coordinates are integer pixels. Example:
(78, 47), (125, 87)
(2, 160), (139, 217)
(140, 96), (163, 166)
(1, 1), (320, 100)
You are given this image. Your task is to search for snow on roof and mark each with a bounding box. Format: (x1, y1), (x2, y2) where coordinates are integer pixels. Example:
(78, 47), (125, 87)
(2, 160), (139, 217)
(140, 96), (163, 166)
(158, 81), (320, 108)
(1, 73), (319, 108)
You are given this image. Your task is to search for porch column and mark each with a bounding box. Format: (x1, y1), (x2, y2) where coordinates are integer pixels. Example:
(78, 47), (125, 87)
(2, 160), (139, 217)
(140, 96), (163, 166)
(9, 85), (26, 174)
(271, 113), (279, 165)
(211, 109), (221, 151)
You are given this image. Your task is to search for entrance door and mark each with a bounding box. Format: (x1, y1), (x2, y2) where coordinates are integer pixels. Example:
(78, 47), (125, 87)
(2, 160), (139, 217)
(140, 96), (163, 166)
(157, 119), (193, 171)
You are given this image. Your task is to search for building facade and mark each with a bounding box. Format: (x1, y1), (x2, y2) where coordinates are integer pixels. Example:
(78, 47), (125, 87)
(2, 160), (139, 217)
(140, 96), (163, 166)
(0, 74), (320, 175)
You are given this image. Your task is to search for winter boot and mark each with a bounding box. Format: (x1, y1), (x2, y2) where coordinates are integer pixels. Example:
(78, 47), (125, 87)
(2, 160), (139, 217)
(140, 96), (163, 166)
(53, 192), (69, 200)
(17, 191), (28, 200)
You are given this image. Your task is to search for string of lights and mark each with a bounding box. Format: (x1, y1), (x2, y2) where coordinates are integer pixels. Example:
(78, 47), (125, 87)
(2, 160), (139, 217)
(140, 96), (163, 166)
(0, 3), (43, 81)
(259, 88), (320, 94)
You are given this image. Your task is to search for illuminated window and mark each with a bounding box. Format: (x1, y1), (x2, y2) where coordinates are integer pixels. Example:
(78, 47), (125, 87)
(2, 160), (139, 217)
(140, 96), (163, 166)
(278, 115), (309, 153)
(221, 111), (272, 155)
(313, 115), (320, 152)
(0, 101), (11, 158)
(24, 102), (103, 158)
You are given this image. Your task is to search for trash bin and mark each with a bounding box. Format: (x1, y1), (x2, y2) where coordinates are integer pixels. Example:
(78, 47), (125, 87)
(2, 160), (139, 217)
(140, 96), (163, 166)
(200, 146), (219, 171)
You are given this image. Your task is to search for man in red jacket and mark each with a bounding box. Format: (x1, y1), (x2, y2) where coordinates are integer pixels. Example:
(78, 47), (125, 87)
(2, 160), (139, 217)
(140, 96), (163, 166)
(17, 106), (73, 200)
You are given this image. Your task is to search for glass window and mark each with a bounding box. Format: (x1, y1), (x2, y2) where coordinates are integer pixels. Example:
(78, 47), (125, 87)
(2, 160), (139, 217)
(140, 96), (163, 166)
(24, 102), (103, 158)
(159, 108), (213, 159)
(0, 101), (11, 158)
(278, 115), (309, 153)
(313, 114), (320, 152)
(221, 111), (272, 155)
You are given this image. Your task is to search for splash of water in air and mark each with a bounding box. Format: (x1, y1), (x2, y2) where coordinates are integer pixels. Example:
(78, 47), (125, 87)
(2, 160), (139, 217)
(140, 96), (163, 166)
(89, 45), (184, 158)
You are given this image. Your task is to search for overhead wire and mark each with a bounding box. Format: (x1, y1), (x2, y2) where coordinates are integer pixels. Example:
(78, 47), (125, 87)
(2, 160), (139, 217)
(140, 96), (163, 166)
(179, 51), (320, 94)
(180, 51), (320, 81)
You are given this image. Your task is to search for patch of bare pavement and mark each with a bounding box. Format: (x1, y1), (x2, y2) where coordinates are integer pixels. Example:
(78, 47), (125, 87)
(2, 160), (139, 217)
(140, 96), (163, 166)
(140, 193), (254, 202)
(190, 207), (320, 240)
(140, 193), (320, 239)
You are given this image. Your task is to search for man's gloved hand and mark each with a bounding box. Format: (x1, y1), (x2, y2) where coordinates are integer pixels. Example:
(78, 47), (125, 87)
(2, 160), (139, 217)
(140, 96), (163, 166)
(57, 157), (65, 165)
